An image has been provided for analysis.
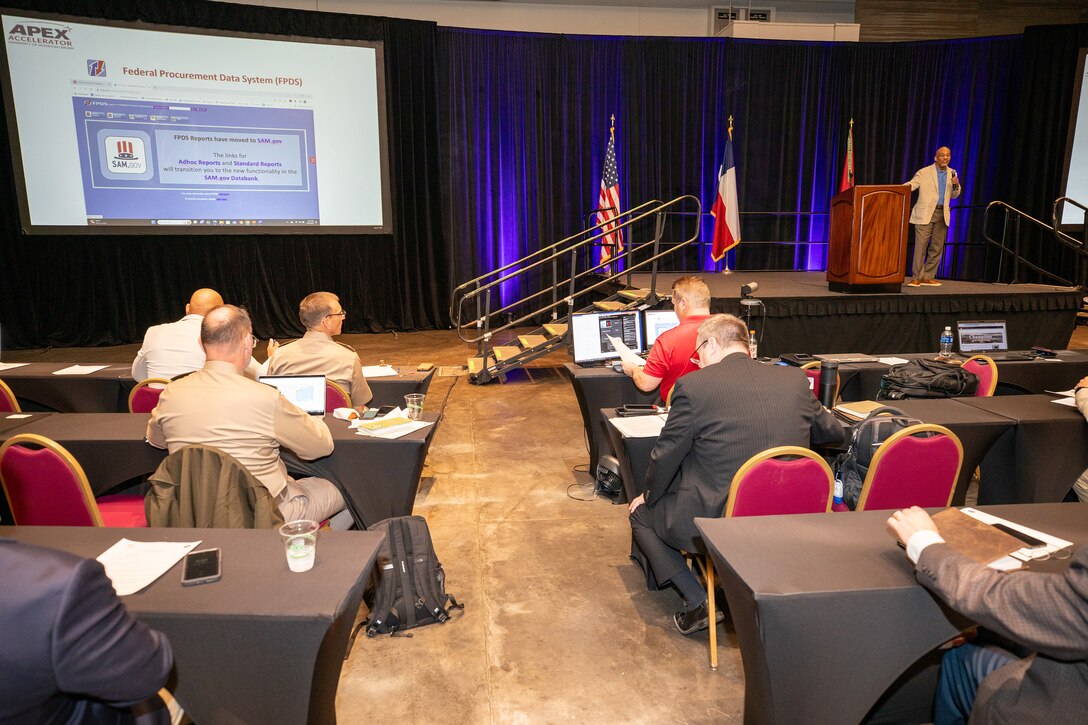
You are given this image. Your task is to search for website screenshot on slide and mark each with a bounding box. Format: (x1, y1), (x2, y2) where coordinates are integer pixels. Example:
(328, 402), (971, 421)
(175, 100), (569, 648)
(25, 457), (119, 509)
(73, 87), (319, 226)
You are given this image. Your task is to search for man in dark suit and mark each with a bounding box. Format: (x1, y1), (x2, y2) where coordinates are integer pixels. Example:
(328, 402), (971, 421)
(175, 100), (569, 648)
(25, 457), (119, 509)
(0, 539), (175, 724)
(887, 506), (1088, 724)
(629, 314), (844, 634)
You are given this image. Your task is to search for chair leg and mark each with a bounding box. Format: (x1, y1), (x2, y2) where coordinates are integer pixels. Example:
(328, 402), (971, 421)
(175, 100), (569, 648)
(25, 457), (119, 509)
(706, 555), (717, 671)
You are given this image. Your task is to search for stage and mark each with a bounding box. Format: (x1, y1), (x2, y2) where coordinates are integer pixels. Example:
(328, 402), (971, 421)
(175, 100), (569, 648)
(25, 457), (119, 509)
(608, 271), (1081, 357)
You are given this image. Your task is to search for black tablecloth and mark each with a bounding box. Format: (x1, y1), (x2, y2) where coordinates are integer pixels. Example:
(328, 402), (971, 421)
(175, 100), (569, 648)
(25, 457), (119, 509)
(2, 362), (434, 413)
(562, 363), (657, 472)
(695, 503), (1087, 725)
(0, 411), (54, 435)
(955, 395), (1088, 503)
(0, 413), (440, 528)
(1, 525), (382, 724)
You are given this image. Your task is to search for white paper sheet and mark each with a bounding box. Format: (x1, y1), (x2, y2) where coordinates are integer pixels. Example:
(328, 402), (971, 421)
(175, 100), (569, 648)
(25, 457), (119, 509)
(4, 413), (32, 419)
(1045, 389), (1076, 397)
(608, 414), (668, 438)
(1052, 397), (1078, 408)
(97, 539), (201, 596)
(362, 365), (398, 378)
(877, 357), (910, 365)
(52, 364), (109, 376)
(354, 419), (432, 439)
(0, 362), (29, 371)
(960, 507), (1075, 569)
(605, 335), (645, 367)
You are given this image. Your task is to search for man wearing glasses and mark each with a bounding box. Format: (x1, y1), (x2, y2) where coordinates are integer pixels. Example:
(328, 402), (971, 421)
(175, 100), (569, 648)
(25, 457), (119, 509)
(628, 313), (843, 635)
(266, 291), (372, 409)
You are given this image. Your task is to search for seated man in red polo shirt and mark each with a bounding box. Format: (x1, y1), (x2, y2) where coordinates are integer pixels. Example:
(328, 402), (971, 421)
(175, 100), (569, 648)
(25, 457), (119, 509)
(621, 276), (711, 404)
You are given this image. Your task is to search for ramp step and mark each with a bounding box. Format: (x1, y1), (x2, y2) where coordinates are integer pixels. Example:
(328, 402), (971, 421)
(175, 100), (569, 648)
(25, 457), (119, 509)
(593, 300), (627, 311)
(467, 356), (496, 375)
(618, 288), (650, 300)
(518, 334), (549, 348)
(543, 323), (568, 337)
(492, 346), (523, 361)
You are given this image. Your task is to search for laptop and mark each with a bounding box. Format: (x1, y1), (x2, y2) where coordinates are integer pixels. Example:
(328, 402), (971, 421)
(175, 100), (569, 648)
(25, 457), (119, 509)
(570, 310), (645, 365)
(955, 320), (1035, 361)
(814, 353), (880, 364)
(258, 374), (326, 416)
(643, 309), (679, 348)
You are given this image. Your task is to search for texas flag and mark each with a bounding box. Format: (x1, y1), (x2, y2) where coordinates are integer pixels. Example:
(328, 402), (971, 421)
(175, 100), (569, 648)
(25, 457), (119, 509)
(710, 131), (740, 262)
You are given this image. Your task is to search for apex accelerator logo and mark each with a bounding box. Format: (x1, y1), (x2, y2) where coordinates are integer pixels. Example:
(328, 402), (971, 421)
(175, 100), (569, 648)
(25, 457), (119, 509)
(87, 59), (106, 77)
(105, 136), (146, 174)
(6, 21), (74, 49)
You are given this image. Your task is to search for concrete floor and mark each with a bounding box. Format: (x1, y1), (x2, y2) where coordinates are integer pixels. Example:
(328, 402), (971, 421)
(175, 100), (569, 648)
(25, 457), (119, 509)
(7, 323), (1088, 724)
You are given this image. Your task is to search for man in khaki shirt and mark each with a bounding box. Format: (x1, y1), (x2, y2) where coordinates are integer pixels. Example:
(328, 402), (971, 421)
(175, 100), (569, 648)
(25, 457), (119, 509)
(147, 304), (348, 525)
(266, 292), (372, 409)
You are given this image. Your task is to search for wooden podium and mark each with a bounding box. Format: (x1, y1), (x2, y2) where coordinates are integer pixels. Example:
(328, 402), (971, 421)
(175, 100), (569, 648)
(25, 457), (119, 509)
(826, 184), (911, 293)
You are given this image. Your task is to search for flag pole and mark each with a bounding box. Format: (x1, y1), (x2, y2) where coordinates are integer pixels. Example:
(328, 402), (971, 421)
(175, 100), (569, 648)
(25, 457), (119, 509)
(720, 115), (734, 275)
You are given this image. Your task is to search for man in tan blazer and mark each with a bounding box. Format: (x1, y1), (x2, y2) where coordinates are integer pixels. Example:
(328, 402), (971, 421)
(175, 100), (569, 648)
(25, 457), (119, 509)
(266, 292), (372, 409)
(906, 146), (962, 287)
(147, 304), (349, 526)
(887, 506), (1088, 724)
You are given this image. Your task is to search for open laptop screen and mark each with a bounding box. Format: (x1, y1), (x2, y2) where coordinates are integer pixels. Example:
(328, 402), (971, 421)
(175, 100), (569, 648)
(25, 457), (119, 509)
(956, 320), (1009, 353)
(643, 309), (680, 348)
(571, 310), (644, 364)
(258, 375), (326, 416)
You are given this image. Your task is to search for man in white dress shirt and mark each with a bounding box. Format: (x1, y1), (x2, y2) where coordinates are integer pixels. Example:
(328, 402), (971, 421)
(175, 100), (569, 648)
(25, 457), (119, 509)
(131, 288), (223, 381)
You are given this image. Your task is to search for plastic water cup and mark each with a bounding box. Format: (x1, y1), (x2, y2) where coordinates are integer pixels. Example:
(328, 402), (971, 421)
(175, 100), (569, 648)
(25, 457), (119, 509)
(280, 519), (319, 572)
(404, 393), (425, 420)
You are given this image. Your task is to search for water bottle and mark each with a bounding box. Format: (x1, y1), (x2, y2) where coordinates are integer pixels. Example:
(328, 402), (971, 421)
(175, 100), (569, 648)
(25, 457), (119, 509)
(832, 475), (847, 511)
(939, 326), (954, 358)
(748, 329), (758, 359)
(818, 360), (838, 408)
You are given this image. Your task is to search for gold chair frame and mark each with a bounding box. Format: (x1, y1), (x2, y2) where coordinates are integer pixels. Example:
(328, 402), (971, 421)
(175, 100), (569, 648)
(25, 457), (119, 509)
(855, 423), (963, 511)
(0, 433), (103, 526)
(127, 378), (170, 413)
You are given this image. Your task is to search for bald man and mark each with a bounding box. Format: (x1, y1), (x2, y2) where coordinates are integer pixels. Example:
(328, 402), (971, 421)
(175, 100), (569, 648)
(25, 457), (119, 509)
(906, 146), (962, 287)
(132, 288), (224, 381)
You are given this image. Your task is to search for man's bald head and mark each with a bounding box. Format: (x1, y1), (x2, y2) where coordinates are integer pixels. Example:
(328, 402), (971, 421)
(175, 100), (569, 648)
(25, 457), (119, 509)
(200, 305), (253, 368)
(934, 147), (951, 170)
(186, 288), (224, 317)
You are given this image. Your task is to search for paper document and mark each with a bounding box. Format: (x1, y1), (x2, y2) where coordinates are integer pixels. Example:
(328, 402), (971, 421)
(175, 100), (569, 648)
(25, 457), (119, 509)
(0, 362), (29, 371)
(97, 539), (201, 596)
(961, 508), (1075, 568)
(878, 357), (910, 366)
(4, 413), (32, 419)
(608, 413), (668, 438)
(1045, 388), (1076, 397)
(605, 336), (644, 367)
(355, 419), (432, 439)
(52, 364), (109, 376)
(362, 365), (398, 378)
(1052, 397), (1078, 408)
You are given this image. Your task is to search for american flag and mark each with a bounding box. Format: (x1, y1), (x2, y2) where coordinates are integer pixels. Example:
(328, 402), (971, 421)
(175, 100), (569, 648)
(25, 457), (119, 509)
(597, 124), (623, 270)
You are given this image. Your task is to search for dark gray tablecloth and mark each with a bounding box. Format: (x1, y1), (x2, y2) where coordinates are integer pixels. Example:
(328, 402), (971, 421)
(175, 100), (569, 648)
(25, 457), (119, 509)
(0, 525), (382, 725)
(562, 363), (657, 473)
(695, 503), (1087, 725)
(2, 362), (434, 413)
(0, 413), (440, 528)
(0, 411), (54, 435)
(955, 394), (1088, 504)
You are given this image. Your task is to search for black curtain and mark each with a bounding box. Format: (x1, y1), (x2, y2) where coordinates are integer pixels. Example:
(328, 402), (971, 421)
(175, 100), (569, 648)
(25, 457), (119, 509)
(0, 0), (449, 348)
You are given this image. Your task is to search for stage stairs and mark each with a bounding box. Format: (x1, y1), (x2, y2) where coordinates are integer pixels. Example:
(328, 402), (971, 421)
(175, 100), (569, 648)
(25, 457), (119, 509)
(451, 195), (702, 384)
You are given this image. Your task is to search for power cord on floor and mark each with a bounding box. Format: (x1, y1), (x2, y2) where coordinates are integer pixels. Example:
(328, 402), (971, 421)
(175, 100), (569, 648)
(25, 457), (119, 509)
(566, 481), (599, 502)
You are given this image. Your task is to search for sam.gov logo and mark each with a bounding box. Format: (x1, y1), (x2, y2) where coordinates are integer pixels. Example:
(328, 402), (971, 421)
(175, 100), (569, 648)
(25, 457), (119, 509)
(105, 136), (146, 174)
(6, 21), (73, 49)
(87, 59), (105, 77)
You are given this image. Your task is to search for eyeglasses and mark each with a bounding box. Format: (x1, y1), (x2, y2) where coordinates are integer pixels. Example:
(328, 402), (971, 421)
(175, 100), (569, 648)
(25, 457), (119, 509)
(325, 310), (347, 319)
(248, 334), (258, 347)
(690, 338), (709, 367)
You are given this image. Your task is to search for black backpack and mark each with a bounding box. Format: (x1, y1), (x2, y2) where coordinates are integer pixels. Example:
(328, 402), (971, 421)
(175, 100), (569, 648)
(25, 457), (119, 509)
(832, 405), (924, 509)
(362, 515), (463, 637)
(878, 358), (979, 399)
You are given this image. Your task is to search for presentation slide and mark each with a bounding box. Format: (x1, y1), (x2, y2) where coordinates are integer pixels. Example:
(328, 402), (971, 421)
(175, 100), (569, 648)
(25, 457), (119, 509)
(1061, 49), (1088, 226)
(1, 12), (391, 233)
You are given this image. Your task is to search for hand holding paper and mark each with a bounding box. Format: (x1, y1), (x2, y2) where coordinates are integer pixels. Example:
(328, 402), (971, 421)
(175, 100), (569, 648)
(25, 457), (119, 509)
(606, 335), (644, 367)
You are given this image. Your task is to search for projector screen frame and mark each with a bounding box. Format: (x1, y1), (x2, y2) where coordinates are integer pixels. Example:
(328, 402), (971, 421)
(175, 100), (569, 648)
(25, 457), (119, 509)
(1058, 47), (1088, 233)
(0, 8), (394, 236)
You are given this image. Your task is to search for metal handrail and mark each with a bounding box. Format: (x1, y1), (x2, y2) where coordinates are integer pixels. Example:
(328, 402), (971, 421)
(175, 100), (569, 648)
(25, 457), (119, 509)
(1051, 196), (1088, 248)
(982, 200), (1087, 287)
(451, 195), (702, 345)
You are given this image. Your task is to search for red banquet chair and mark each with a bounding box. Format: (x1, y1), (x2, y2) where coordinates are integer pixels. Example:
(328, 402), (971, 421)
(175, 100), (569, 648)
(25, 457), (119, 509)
(128, 378), (170, 413)
(702, 446), (834, 670)
(0, 378), (20, 413)
(0, 433), (146, 527)
(962, 355), (998, 397)
(800, 360), (840, 404)
(325, 380), (351, 411)
(856, 424), (963, 512)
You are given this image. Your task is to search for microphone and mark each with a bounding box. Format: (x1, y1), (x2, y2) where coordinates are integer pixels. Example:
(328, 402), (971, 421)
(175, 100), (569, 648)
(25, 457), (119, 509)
(741, 282), (759, 298)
